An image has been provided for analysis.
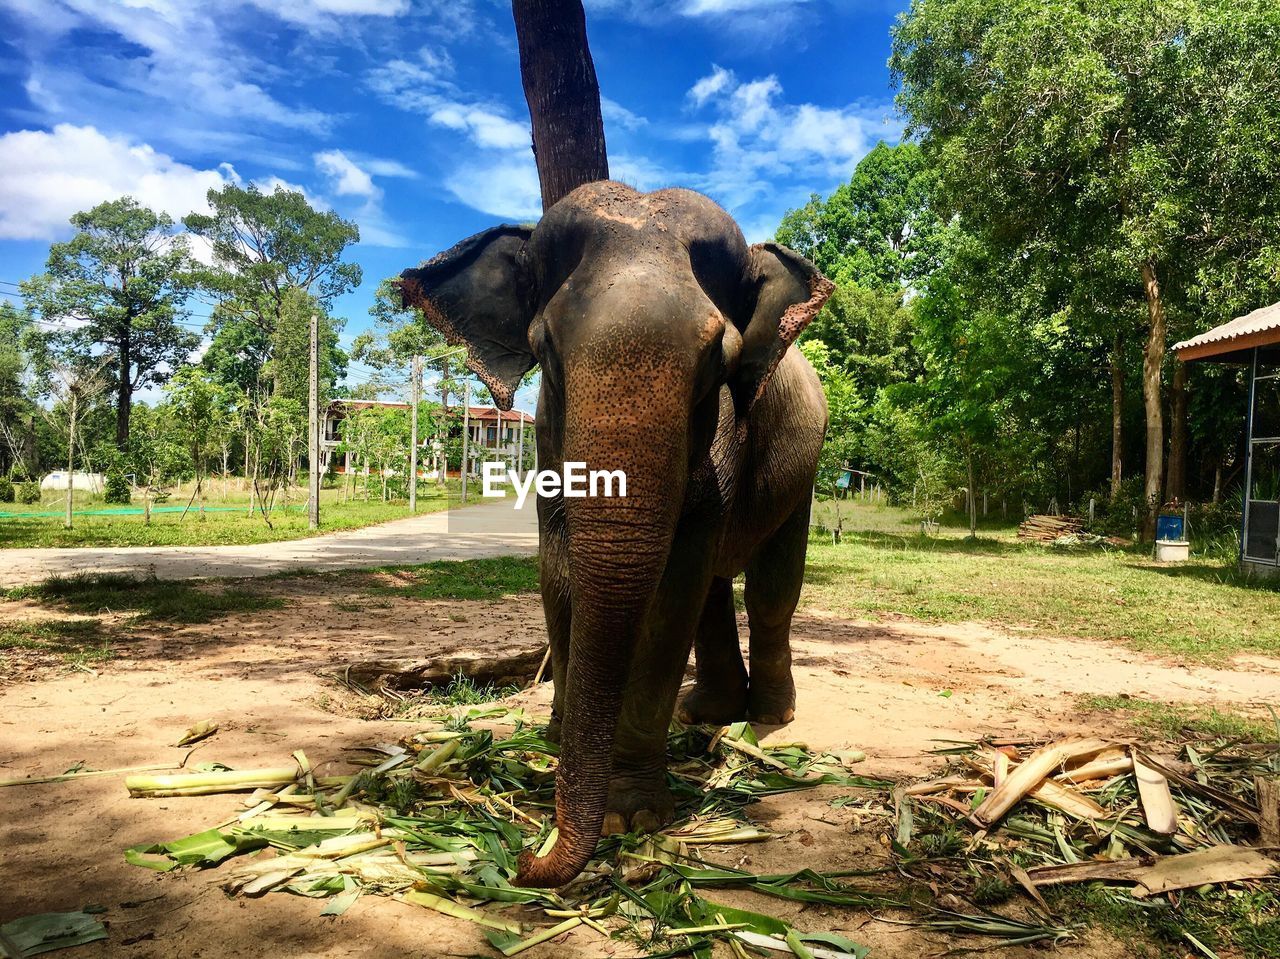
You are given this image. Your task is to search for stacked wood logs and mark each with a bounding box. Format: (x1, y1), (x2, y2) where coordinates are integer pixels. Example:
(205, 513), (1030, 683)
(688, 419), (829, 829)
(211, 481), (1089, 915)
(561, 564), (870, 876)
(1017, 514), (1085, 542)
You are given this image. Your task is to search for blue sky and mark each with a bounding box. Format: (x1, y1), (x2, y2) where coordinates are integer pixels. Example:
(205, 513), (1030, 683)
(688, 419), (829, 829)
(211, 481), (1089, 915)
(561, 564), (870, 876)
(0, 0), (907, 409)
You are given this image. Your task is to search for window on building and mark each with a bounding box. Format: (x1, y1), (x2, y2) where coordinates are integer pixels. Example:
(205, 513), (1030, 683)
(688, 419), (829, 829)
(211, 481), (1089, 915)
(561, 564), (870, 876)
(1245, 350), (1280, 565)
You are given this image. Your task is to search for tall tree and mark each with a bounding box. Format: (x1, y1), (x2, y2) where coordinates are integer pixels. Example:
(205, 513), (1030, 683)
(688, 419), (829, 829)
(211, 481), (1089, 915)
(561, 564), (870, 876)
(511, 0), (609, 211)
(891, 0), (1280, 536)
(266, 287), (345, 409)
(776, 142), (945, 293)
(185, 184), (361, 331)
(0, 302), (38, 477)
(21, 197), (197, 449)
(185, 184), (360, 400)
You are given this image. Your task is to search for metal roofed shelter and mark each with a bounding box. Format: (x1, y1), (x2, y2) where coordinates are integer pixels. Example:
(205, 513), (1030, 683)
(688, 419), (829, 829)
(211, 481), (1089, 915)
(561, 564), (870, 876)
(1174, 301), (1280, 574)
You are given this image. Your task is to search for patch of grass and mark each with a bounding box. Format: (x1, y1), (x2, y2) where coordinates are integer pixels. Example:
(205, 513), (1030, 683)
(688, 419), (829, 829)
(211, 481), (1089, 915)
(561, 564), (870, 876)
(374, 556), (539, 601)
(798, 502), (1280, 660)
(7, 572), (284, 624)
(430, 672), (521, 706)
(1053, 882), (1280, 959)
(1081, 694), (1277, 741)
(0, 485), (461, 549)
(0, 618), (112, 676)
(367, 673), (523, 722)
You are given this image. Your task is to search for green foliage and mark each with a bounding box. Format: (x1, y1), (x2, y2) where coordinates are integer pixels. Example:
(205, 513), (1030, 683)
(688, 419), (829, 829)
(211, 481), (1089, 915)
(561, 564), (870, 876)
(20, 197), (198, 446)
(1080, 476), (1147, 537)
(426, 672), (521, 707)
(103, 473), (131, 505)
(125, 403), (188, 516)
(887, 0), (1280, 514)
(0, 478), (12, 503)
(265, 287), (345, 406)
(776, 142), (945, 293)
(799, 339), (864, 492)
(16, 481), (40, 505)
(184, 183), (361, 332)
(0, 302), (39, 477)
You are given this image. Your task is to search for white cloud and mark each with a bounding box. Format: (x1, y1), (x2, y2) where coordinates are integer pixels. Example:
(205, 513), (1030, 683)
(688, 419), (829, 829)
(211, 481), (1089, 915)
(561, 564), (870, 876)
(680, 0), (808, 13)
(315, 150), (379, 198)
(689, 65), (734, 106)
(311, 150), (416, 246)
(611, 154), (683, 192)
(684, 66), (896, 210)
(1, 1), (332, 137)
(362, 158), (418, 179)
(0, 124), (234, 241)
(246, 0), (410, 19)
(444, 159), (543, 222)
(601, 97), (648, 132)
(430, 105), (529, 150)
(367, 50), (530, 153)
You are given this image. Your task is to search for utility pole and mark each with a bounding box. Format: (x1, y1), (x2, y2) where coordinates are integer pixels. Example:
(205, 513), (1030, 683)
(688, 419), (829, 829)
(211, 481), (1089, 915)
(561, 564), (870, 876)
(461, 379), (471, 504)
(409, 354), (421, 513)
(308, 312), (320, 530)
(517, 411), (525, 478)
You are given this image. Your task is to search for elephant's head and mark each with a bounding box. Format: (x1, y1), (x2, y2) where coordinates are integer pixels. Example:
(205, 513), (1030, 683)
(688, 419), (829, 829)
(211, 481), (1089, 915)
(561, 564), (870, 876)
(397, 181), (831, 887)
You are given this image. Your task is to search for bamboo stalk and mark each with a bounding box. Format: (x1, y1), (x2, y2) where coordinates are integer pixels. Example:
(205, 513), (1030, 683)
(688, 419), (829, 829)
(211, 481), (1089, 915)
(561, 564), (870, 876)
(126, 766), (299, 797)
(2, 758), (190, 788)
(500, 918), (582, 956)
(402, 890), (522, 933)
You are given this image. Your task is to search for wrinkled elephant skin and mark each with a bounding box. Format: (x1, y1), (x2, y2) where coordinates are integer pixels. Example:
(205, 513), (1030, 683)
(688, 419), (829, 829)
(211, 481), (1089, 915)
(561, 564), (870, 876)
(398, 182), (832, 887)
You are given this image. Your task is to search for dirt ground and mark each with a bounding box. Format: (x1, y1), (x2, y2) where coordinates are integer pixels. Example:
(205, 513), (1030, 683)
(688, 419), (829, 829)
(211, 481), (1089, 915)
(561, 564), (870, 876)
(4, 578), (1280, 958)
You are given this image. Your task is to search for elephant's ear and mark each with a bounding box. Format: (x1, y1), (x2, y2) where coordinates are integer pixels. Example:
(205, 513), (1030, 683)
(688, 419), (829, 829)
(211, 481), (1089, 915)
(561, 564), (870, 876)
(397, 225), (536, 411)
(730, 242), (834, 416)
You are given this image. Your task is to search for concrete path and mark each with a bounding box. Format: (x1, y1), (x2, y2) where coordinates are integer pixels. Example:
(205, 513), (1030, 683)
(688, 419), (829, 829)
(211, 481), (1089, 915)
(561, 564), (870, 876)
(0, 500), (539, 586)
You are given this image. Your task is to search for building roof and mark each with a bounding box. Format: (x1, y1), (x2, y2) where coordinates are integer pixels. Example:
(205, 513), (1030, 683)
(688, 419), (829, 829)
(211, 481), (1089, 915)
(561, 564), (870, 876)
(1174, 301), (1280, 362)
(464, 406), (535, 424)
(329, 398), (410, 410)
(327, 398), (534, 423)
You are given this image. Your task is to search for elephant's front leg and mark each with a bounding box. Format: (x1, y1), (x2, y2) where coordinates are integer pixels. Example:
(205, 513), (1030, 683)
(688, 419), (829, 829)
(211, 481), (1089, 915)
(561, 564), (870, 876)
(604, 550), (715, 834)
(676, 576), (749, 725)
(538, 498), (571, 743)
(743, 500), (809, 724)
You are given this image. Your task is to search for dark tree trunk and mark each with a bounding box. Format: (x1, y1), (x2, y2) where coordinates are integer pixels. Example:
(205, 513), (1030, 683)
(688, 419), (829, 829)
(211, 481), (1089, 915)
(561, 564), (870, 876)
(1110, 331), (1123, 498)
(1165, 359), (1188, 503)
(511, 0), (609, 212)
(1140, 261), (1166, 541)
(117, 331), (132, 450)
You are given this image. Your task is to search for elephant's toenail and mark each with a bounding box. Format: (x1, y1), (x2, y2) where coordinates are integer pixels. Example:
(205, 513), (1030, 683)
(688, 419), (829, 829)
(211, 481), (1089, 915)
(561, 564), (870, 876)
(632, 810), (661, 833)
(602, 812), (627, 835)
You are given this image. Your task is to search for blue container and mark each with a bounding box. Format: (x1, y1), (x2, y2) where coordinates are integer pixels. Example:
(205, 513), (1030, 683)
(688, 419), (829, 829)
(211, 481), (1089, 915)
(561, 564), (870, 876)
(1156, 514), (1185, 542)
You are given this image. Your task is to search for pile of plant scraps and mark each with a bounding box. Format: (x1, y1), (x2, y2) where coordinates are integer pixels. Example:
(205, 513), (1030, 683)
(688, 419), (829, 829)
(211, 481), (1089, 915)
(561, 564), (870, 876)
(892, 735), (1280, 914)
(124, 714), (892, 958)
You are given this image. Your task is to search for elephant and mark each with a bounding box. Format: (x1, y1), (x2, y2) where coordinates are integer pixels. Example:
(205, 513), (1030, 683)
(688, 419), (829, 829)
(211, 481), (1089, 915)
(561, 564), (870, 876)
(398, 180), (832, 888)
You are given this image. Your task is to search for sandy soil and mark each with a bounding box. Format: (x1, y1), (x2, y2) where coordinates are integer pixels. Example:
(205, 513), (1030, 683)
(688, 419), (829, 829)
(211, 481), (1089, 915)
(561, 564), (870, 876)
(3, 582), (1279, 958)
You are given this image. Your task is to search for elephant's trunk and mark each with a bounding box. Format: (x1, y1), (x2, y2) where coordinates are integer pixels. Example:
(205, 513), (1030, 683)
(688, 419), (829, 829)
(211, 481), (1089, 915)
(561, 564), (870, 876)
(514, 351), (688, 888)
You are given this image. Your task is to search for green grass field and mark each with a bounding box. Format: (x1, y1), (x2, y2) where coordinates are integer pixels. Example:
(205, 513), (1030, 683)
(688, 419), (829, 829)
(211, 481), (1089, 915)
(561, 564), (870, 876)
(0, 481), (464, 548)
(801, 500), (1279, 659)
